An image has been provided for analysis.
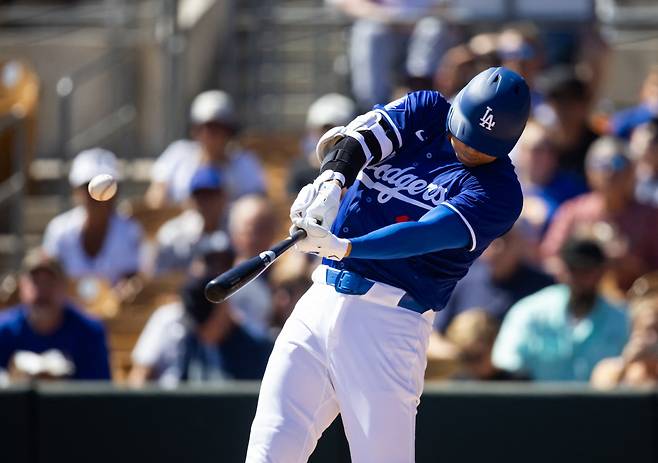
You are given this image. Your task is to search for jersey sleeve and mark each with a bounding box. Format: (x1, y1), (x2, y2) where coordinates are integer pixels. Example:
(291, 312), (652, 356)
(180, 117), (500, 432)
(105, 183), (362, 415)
(442, 170), (523, 252)
(374, 90), (451, 158)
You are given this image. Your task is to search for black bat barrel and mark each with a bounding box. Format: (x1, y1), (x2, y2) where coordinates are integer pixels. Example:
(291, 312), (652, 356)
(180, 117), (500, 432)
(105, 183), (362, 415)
(205, 228), (307, 303)
(204, 255), (269, 303)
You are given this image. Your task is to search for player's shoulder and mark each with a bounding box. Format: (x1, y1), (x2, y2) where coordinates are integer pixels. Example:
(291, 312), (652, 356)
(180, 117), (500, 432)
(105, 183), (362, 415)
(381, 90), (449, 114)
(468, 158), (523, 209)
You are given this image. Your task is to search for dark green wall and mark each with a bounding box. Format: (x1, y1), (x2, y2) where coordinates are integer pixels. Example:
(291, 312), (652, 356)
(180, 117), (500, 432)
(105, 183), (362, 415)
(1, 383), (656, 463)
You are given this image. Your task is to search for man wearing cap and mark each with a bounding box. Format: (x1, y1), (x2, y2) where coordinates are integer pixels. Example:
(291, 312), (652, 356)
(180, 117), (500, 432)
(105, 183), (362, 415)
(0, 249), (111, 380)
(246, 68), (531, 462)
(493, 238), (629, 381)
(42, 148), (143, 284)
(542, 136), (658, 291)
(146, 90), (266, 208)
(287, 93), (357, 196)
(152, 166), (229, 275)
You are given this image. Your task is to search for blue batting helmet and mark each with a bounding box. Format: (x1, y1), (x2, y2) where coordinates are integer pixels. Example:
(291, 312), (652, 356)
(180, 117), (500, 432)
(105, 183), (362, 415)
(447, 67), (530, 158)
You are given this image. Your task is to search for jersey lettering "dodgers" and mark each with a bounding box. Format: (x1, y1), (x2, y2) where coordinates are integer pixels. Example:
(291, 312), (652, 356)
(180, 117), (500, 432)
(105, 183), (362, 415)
(327, 90), (523, 310)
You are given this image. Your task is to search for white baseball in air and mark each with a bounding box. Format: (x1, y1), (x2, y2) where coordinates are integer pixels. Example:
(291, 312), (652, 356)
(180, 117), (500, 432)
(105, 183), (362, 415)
(88, 174), (117, 201)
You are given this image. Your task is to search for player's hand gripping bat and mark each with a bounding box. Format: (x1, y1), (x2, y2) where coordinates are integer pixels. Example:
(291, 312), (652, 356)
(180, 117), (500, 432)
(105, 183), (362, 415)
(205, 228), (307, 303)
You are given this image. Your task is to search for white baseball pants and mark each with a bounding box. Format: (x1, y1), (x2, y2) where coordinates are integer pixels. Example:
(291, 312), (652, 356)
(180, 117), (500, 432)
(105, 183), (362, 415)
(245, 266), (434, 463)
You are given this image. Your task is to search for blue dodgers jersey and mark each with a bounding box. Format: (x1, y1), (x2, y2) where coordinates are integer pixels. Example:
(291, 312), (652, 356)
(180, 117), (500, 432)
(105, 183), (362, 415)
(326, 90), (524, 310)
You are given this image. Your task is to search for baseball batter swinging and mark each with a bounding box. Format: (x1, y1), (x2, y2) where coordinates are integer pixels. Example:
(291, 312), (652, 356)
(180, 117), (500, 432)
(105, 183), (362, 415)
(246, 67), (530, 462)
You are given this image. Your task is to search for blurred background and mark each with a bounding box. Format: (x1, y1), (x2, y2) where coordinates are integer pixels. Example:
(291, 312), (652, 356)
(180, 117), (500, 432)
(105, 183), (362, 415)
(1, 0), (658, 462)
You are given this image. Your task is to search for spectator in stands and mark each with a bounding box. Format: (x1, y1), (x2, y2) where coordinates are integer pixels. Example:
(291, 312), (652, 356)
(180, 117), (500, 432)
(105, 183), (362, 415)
(329, 0), (456, 110)
(435, 226), (553, 334)
(432, 44), (478, 99)
(514, 121), (587, 241)
(0, 249), (111, 380)
(542, 136), (658, 291)
(128, 275), (272, 386)
(497, 24), (545, 108)
(609, 65), (658, 139)
(42, 148), (142, 285)
(146, 90), (265, 207)
(535, 66), (598, 177)
(152, 166), (229, 275)
(493, 238), (629, 381)
(433, 34), (500, 100)
(445, 310), (517, 381)
(630, 118), (658, 207)
(287, 93), (356, 196)
(592, 295), (658, 389)
(228, 195), (276, 338)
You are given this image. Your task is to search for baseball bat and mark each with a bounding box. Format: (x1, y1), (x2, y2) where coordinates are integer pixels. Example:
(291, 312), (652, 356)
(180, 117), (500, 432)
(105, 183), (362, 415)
(205, 228), (307, 303)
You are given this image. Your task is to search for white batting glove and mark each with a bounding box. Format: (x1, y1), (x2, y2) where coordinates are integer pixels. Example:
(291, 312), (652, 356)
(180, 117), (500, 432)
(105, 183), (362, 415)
(289, 183), (316, 225)
(289, 170), (343, 231)
(304, 181), (341, 228)
(292, 218), (351, 261)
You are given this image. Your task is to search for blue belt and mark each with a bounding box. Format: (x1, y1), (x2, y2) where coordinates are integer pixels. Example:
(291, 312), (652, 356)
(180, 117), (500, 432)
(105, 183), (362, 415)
(324, 267), (427, 314)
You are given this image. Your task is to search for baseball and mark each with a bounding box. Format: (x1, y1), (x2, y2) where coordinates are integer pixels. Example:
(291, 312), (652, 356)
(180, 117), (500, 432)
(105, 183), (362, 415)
(88, 174), (117, 201)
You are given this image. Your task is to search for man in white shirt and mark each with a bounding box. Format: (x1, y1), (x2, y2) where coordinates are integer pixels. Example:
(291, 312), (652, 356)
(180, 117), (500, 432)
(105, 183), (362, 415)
(128, 275), (273, 386)
(42, 148), (142, 285)
(152, 166), (230, 275)
(146, 90), (266, 207)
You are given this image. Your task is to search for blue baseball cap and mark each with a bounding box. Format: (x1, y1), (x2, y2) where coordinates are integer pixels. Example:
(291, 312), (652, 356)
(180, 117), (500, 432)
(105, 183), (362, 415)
(447, 67), (531, 158)
(585, 136), (632, 172)
(189, 166), (224, 194)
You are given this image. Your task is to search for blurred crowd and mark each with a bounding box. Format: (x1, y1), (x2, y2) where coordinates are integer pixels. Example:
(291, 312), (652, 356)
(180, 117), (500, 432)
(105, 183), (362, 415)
(2, 5), (658, 389)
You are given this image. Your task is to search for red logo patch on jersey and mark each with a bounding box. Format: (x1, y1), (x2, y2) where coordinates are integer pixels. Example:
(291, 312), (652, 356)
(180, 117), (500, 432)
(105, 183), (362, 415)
(395, 215), (410, 223)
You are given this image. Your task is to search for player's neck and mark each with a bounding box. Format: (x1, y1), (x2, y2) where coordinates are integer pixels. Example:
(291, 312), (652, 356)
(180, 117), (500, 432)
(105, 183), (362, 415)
(450, 136), (497, 167)
(456, 151), (497, 167)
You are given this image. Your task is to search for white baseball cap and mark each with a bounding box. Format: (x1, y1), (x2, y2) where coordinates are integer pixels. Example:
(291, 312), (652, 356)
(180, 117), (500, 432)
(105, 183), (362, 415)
(189, 90), (236, 127)
(68, 148), (120, 187)
(306, 93), (356, 129)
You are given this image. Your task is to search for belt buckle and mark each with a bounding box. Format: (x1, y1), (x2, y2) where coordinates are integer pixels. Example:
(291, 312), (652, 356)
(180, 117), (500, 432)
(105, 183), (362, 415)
(334, 270), (359, 295)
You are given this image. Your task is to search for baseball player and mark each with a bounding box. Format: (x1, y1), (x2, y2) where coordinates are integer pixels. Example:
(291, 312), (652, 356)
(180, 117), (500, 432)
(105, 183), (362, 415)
(246, 67), (530, 463)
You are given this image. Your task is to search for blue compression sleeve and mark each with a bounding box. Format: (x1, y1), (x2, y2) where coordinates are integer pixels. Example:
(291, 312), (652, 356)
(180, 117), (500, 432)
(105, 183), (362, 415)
(347, 205), (470, 259)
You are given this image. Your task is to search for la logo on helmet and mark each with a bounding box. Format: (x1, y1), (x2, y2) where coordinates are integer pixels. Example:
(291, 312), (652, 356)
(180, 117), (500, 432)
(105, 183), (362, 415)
(479, 106), (495, 131)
